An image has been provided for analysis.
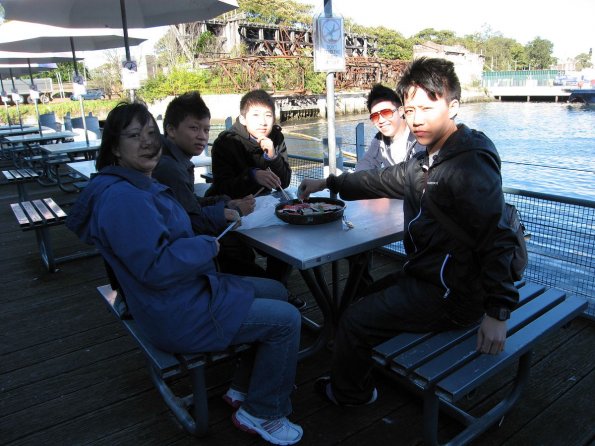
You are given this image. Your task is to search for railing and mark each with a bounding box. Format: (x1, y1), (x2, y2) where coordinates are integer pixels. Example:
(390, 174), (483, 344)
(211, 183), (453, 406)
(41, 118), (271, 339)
(287, 154), (595, 318)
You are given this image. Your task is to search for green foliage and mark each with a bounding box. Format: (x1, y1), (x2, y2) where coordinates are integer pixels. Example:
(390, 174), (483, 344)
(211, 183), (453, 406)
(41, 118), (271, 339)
(366, 27), (412, 60)
(137, 68), (212, 103)
(525, 37), (556, 69)
(574, 53), (593, 70)
(32, 62), (89, 82)
(412, 28), (458, 46)
(238, 0), (313, 26)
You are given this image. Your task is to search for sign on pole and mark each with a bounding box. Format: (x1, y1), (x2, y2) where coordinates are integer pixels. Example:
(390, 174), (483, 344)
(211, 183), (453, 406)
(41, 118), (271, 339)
(313, 13), (345, 72)
(121, 60), (140, 90)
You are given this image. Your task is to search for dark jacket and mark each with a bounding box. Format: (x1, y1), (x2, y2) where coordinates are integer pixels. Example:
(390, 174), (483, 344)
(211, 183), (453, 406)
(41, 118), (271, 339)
(66, 166), (254, 353)
(327, 124), (519, 322)
(152, 137), (229, 235)
(207, 118), (291, 199)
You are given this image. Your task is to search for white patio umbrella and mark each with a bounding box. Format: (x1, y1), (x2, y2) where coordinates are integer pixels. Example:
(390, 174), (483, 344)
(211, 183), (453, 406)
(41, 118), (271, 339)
(1, 0), (239, 64)
(0, 55), (76, 132)
(0, 21), (148, 141)
(0, 63), (58, 127)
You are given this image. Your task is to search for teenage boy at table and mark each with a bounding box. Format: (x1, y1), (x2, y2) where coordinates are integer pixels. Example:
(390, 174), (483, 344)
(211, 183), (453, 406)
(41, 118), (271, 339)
(67, 102), (303, 444)
(350, 84), (425, 293)
(152, 92), (264, 278)
(207, 89), (300, 303)
(298, 57), (520, 406)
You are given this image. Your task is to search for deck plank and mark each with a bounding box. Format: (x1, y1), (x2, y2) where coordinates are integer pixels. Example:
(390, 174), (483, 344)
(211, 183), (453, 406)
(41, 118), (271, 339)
(0, 176), (593, 445)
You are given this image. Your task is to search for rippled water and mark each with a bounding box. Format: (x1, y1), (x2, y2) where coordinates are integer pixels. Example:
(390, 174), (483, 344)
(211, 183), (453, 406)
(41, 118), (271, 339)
(283, 102), (595, 201)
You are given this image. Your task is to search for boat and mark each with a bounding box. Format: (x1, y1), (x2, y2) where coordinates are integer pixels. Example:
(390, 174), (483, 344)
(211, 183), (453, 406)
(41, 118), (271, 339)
(568, 89), (595, 105)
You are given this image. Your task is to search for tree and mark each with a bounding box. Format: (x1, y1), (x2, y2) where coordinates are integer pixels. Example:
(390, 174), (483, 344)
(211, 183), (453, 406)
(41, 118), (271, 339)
(33, 62), (88, 83)
(412, 28), (458, 46)
(90, 49), (124, 99)
(238, 0), (313, 26)
(574, 52), (593, 70)
(525, 37), (555, 69)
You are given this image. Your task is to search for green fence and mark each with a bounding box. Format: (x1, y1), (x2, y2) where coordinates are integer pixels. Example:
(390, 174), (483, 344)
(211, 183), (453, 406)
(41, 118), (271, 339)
(482, 70), (563, 87)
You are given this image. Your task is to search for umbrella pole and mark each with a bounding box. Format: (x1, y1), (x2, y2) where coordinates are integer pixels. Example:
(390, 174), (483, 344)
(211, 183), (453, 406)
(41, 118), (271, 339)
(324, 0), (338, 198)
(8, 69), (23, 130)
(119, 0), (135, 101)
(27, 59), (43, 136)
(0, 77), (12, 126)
(70, 37), (89, 145)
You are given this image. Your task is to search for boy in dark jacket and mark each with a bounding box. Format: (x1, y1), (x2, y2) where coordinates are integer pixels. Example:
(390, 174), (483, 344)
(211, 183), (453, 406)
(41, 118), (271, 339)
(207, 89), (292, 199)
(207, 89), (298, 297)
(299, 58), (520, 406)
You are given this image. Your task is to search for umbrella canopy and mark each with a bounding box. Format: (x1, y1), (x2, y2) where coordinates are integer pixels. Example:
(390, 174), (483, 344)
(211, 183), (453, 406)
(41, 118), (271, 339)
(0, 54), (79, 64)
(0, 21), (147, 53)
(1, 0), (238, 29)
(1, 0), (238, 61)
(0, 64), (58, 78)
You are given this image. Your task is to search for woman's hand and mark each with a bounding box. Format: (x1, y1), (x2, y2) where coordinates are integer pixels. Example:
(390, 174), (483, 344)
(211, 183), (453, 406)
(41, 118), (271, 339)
(224, 208), (241, 222)
(229, 196), (256, 216)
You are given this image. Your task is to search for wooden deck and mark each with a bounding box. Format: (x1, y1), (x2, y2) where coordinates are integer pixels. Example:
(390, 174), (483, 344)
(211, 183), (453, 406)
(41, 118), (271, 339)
(1, 175), (594, 446)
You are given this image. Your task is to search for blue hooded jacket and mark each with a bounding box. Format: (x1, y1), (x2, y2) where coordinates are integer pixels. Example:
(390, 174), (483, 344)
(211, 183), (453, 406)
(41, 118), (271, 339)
(66, 166), (255, 353)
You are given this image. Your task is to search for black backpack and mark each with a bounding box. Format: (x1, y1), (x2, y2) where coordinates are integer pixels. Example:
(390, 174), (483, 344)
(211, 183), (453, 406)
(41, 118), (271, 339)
(426, 199), (529, 281)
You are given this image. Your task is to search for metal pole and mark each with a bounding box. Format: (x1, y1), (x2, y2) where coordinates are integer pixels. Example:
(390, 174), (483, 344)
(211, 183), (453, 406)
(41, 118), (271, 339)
(324, 0), (337, 180)
(0, 77), (12, 126)
(70, 37), (89, 144)
(120, 0), (135, 101)
(9, 68), (24, 130)
(27, 59), (43, 135)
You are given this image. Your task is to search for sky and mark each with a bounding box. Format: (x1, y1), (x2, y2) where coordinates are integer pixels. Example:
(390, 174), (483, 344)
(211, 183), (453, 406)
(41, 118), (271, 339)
(300, 0), (594, 61)
(76, 0), (594, 69)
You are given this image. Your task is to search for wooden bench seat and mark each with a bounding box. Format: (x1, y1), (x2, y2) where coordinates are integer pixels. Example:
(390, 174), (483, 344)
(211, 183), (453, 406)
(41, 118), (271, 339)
(97, 284), (250, 436)
(9, 197), (97, 272)
(372, 281), (587, 446)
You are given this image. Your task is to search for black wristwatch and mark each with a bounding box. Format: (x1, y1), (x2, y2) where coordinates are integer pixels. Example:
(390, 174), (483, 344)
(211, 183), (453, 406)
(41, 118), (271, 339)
(486, 307), (511, 321)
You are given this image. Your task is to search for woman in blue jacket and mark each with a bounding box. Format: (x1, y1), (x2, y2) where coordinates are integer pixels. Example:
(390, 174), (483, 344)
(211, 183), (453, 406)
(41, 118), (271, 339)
(66, 102), (303, 445)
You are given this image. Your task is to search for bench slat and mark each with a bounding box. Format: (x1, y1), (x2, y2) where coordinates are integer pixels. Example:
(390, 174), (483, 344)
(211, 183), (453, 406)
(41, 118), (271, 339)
(372, 282), (547, 369)
(43, 198), (67, 220)
(436, 295), (587, 401)
(10, 202), (31, 227)
(407, 288), (567, 385)
(20, 201), (43, 225)
(32, 199), (58, 222)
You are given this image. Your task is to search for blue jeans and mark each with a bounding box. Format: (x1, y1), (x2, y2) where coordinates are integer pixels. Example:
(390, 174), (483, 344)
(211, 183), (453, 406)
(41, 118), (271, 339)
(229, 277), (301, 419)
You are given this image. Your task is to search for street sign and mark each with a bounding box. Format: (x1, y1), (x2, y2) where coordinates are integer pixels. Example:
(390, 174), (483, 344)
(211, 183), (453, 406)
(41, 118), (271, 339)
(313, 13), (345, 72)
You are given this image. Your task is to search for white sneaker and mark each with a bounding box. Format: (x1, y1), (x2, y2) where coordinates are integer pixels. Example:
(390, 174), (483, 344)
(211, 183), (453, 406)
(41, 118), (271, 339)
(232, 407), (303, 445)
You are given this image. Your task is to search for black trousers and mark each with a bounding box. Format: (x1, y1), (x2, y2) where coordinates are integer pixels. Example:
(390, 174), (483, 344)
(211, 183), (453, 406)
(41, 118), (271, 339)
(330, 272), (463, 405)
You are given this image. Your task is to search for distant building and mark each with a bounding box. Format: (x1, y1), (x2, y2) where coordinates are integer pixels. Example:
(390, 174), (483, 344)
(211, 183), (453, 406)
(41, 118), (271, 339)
(413, 41), (484, 86)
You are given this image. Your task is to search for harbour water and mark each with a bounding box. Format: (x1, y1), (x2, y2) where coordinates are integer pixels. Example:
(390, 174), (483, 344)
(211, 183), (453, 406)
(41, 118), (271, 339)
(283, 102), (595, 202)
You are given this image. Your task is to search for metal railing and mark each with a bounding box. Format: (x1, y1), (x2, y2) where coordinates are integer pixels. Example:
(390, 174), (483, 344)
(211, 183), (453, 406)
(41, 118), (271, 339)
(287, 154), (595, 317)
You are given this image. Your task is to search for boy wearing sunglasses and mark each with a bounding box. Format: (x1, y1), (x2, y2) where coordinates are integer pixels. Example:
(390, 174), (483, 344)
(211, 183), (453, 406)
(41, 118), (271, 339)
(355, 84), (423, 172)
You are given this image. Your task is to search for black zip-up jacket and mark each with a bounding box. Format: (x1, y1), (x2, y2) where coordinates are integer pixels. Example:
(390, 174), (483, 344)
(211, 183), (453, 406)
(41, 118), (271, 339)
(206, 118), (291, 199)
(327, 124), (519, 323)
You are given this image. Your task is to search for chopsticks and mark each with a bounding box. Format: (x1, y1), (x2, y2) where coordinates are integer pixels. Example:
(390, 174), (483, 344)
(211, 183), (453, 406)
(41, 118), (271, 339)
(266, 167), (291, 201)
(216, 220), (240, 241)
(253, 187), (265, 198)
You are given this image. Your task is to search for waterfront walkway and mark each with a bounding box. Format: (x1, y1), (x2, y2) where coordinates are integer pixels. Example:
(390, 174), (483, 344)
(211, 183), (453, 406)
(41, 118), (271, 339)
(1, 179), (594, 445)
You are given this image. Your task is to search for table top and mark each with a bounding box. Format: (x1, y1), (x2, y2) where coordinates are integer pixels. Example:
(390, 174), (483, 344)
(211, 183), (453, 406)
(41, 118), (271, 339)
(4, 131), (76, 144)
(67, 160), (96, 180)
(237, 197), (404, 270)
(0, 126), (39, 137)
(39, 140), (101, 154)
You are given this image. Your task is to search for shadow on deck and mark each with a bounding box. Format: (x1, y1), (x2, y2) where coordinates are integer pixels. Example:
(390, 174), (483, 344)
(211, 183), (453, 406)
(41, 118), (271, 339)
(1, 178), (594, 446)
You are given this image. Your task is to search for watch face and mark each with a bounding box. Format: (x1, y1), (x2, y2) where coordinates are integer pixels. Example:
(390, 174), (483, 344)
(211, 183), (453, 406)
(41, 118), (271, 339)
(498, 308), (510, 321)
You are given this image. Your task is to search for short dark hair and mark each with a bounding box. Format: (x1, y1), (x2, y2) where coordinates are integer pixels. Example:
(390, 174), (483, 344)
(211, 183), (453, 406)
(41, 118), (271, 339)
(239, 89), (275, 116)
(396, 57), (461, 104)
(96, 102), (160, 170)
(163, 91), (211, 135)
(366, 84), (401, 112)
